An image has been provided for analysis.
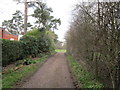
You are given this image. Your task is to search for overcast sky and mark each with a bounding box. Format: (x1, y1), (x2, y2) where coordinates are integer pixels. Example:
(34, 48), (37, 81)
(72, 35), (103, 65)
(0, 0), (80, 41)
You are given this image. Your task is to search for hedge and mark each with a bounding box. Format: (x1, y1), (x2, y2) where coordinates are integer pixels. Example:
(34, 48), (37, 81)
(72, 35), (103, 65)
(2, 34), (53, 66)
(2, 39), (23, 66)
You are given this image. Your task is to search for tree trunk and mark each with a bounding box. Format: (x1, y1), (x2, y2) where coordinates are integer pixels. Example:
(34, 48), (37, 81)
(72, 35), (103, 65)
(24, 0), (28, 34)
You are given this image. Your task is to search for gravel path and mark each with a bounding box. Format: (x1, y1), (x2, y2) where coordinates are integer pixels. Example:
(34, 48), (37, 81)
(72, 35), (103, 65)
(20, 53), (74, 88)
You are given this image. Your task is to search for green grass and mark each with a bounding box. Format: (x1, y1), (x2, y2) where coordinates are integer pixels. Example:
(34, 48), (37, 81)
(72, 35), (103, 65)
(2, 65), (37, 88)
(2, 55), (50, 88)
(67, 56), (104, 88)
(55, 49), (66, 53)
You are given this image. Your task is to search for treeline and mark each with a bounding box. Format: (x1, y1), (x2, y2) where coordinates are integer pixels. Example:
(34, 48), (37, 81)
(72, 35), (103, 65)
(66, 2), (120, 88)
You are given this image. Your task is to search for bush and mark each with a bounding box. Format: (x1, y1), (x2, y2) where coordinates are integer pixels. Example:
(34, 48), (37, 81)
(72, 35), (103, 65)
(20, 35), (39, 58)
(37, 35), (52, 53)
(26, 29), (55, 52)
(26, 28), (43, 38)
(2, 39), (23, 66)
(23, 58), (36, 65)
(21, 34), (53, 56)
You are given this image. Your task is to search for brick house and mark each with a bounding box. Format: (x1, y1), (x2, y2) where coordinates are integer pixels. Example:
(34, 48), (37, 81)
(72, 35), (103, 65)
(0, 27), (18, 40)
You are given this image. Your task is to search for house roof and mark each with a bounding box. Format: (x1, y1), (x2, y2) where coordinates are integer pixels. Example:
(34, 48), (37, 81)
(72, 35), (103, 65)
(0, 27), (18, 36)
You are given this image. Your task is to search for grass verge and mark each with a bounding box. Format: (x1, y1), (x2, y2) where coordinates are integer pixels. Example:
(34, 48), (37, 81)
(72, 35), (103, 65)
(67, 55), (104, 88)
(2, 53), (54, 88)
(55, 49), (66, 53)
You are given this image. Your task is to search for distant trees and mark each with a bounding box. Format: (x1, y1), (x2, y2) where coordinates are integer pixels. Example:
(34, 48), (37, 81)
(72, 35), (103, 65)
(55, 41), (66, 49)
(66, 1), (120, 88)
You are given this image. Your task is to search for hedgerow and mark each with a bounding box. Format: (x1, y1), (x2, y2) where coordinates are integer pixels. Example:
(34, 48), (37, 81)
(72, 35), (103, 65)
(2, 39), (23, 66)
(2, 30), (55, 66)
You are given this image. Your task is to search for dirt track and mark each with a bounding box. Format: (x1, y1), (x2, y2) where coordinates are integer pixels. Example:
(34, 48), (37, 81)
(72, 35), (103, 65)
(20, 53), (74, 88)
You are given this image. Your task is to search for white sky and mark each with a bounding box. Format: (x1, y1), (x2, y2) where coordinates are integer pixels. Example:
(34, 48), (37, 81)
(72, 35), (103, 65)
(0, 0), (79, 41)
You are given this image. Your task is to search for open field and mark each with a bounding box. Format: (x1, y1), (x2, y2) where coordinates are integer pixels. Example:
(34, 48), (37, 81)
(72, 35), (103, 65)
(55, 49), (66, 53)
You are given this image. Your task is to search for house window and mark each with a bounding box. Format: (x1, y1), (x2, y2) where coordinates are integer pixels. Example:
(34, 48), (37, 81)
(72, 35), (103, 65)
(10, 38), (14, 40)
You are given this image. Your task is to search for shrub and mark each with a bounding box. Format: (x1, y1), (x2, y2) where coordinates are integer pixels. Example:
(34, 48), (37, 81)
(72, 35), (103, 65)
(20, 35), (39, 58)
(26, 29), (55, 52)
(2, 39), (23, 66)
(21, 33), (53, 55)
(26, 28), (43, 38)
(23, 58), (36, 65)
(37, 35), (52, 53)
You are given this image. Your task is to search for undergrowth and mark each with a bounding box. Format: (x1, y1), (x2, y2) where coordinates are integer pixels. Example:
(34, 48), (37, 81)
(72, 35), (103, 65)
(67, 55), (104, 88)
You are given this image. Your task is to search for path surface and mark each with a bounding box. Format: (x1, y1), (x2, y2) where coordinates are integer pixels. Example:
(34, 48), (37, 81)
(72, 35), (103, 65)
(20, 53), (74, 88)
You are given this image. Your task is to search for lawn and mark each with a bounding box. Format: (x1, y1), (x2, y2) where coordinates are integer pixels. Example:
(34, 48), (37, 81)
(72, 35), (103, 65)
(55, 49), (66, 53)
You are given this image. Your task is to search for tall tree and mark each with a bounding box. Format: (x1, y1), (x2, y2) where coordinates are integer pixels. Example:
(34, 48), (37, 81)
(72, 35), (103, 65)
(24, 0), (28, 34)
(2, 20), (16, 34)
(2, 10), (32, 35)
(13, 0), (28, 34)
(30, 2), (61, 31)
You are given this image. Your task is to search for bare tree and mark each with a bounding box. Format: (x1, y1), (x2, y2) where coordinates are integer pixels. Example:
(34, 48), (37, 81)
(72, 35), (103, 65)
(66, 1), (120, 88)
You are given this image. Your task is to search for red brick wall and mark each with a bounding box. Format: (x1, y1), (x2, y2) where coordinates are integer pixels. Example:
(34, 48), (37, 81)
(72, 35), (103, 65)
(0, 28), (4, 38)
(0, 28), (18, 40)
(3, 34), (18, 40)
